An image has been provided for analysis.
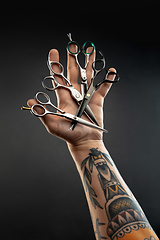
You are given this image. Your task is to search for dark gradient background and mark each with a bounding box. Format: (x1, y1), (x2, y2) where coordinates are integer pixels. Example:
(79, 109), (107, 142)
(1, 4), (160, 239)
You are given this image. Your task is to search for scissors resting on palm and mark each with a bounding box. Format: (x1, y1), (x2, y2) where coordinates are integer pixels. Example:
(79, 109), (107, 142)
(70, 52), (120, 130)
(66, 33), (95, 97)
(46, 59), (99, 126)
(22, 92), (108, 133)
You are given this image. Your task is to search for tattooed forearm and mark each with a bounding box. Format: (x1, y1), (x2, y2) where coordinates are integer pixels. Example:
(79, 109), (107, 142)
(95, 218), (107, 240)
(81, 148), (159, 240)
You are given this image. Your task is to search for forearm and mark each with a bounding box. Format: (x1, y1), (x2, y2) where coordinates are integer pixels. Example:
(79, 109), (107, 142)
(27, 46), (159, 239)
(68, 140), (158, 240)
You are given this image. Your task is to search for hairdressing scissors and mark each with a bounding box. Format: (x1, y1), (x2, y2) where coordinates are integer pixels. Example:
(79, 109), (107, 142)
(44, 61), (99, 126)
(66, 33), (95, 96)
(22, 92), (108, 133)
(70, 52), (120, 130)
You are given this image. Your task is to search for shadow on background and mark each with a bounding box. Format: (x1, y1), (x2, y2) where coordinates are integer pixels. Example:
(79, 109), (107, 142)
(1, 4), (160, 239)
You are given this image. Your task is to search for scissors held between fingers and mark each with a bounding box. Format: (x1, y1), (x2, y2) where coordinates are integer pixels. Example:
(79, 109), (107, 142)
(26, 92), (108, 133)
(43, 61), (99, 126)
(42, 74), (83, 101)
(67, 33), (95, 96)
(70, 51), (106, 130)
(70, 56), (120, 130)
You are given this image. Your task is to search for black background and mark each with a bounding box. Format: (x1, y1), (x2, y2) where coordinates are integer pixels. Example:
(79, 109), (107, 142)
(1, 3), (160, 239)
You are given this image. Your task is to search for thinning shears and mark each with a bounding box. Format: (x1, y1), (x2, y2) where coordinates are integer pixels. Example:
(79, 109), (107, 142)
(66, 33), (95, 96)
(44, 60), (99, 126)
(70, 52), (120, 130)
(22, 92), (108, 133)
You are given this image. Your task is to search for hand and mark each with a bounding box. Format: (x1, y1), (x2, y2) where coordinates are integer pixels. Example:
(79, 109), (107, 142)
(27, 45), (116, 147)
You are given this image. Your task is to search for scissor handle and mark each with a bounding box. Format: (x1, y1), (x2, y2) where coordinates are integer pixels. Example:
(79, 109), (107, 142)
(92, 51), (106, 77)
(82, 41), (95, 55)
(35, 92), (50, 105)
(95, 71), (120, 89)
(42, 75), (59, 91)
(67, 40), (95, 56)
(104, 70), (120, 83)
(48, 61), (64, 76)
(48, 61), (71, 86)
(67, 41), (80, 55)
(35, 92), (51, 105)
(31, 104), (47, 117)
(31, 104), (65, 117)
(34, 92), (65, 115)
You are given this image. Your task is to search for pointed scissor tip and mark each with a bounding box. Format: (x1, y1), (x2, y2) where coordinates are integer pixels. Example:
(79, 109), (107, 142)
(69, 123), (75, 131)
(67, 33), (72, 41)
(98, 51), (104, 57)
(104, 129), (108, 133)
(21, 106), (31, 111)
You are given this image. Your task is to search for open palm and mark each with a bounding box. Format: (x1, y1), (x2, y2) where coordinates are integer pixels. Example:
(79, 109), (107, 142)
(27, 46), (115, 146)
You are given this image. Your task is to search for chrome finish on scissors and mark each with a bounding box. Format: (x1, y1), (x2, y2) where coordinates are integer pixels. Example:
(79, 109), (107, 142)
(70, 52), (120, 130)
(30, 92), (108, 133)
(67, 33), (95, 97)
(44, 59), (99, 126)
(43, 61), (83, 101)
(22, 33), (120, 134)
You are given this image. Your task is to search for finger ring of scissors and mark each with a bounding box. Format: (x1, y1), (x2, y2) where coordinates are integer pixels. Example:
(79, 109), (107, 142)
(43, 61), (99, 126)
(66, 33), (95, 96)
(29, 92), (108, 133)
(70, 52), (120, 130)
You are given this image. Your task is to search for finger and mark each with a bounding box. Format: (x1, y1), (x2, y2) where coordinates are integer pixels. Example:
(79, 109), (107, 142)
(97, 68), (117, 98)
(49, 49), (72, 104)
(27, 98), (56, 129)
(86, 47), (96, 86)
(67, 43), (79, 85)
(49, 49), (64, 85)
(27, 99), (45, 115)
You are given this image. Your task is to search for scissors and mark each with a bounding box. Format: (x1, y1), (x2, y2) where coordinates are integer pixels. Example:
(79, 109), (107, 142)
(66, 33), (95, 96)
(22, 92), (108, 133)
(70, 52), (120, 130)
(43, 60), (99, 126)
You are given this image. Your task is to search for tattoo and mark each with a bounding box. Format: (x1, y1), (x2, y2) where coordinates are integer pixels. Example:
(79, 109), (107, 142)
(144, 237), (156, 240)
(81, 148), (157, 240)
(81, 149), (104, 210)
(95, 218), (107, 240)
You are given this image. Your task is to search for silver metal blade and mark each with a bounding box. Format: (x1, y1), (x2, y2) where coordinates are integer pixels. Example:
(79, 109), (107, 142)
(70, 82), (96, 130)
(84, 104), (99, 126)
(64, 113), (108, 133)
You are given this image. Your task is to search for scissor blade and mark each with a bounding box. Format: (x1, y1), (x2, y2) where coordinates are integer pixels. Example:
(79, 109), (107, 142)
(77, 97), (92, 120)
(81, 82), (88, 97)
(71, 83), (95, 130)
(84, 105), (99, 126)
(64, 113), (108, 133)
(70, 98), (91, 130)
(69, 85), (98, 126)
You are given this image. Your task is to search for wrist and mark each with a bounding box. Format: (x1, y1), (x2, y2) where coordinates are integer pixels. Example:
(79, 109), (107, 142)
(67, 139), (108, 167)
